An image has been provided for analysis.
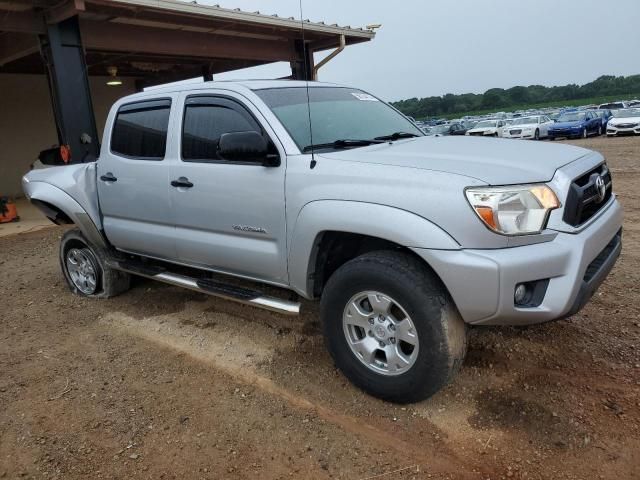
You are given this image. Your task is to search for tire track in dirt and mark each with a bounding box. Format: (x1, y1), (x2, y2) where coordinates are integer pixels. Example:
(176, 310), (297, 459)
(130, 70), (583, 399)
(102, 310), (488, 478)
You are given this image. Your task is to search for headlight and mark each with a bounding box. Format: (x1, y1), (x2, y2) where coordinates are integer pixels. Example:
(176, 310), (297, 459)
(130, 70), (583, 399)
(465, 185), (560, 235)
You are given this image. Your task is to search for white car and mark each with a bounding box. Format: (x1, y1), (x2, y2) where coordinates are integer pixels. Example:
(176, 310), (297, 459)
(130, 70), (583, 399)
(502, 115), (554, 140)
(606, 109), (640, 137)
(466, 119), (505, 137)
(599, 101), (628, 110)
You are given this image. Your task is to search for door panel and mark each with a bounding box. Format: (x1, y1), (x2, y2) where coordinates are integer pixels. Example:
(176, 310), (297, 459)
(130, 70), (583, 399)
(97, 98), (176, 259)
(168, 93), (288, 284)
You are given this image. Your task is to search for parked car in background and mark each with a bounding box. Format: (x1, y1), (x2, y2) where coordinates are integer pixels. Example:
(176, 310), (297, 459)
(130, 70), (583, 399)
(426, 122), (467, 137)
(593, 109), (612, 132)
(599, 101), (628, 110)
(548, 111), (602, 140)
(466, 119), (504, 137)
(502, 115), (554, 140)
(628, 100), (640, 108)
(606, 108), (640, 137)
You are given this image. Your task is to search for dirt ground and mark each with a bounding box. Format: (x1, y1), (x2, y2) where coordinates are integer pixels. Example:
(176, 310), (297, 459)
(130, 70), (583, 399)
(1, 136), (639, 480)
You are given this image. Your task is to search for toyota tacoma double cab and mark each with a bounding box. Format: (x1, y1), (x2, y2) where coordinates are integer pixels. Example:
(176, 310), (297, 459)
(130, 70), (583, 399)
(23, 80), (623, 403)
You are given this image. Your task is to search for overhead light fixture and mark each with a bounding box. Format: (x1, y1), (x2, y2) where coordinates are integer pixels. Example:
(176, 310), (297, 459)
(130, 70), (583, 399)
(106, 66), (122, 86)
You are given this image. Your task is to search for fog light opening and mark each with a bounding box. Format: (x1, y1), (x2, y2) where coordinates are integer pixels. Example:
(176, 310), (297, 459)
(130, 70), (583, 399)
(513, 279), (550, 308)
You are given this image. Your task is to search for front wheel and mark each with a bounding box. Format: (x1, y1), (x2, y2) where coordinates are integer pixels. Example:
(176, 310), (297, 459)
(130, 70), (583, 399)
(582, 128), (588, 139)
(534, 129), (540, 140)
(598, 125), (603, 136)
(60, 228), (131, 298)
(320, 251), (467, 403)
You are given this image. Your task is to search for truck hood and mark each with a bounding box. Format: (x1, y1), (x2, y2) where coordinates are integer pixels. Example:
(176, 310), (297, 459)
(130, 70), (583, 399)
(319, 136), (592, 185)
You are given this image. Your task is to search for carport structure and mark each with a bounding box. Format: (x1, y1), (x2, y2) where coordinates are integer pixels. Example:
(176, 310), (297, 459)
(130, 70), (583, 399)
(0, 0), (374, 194)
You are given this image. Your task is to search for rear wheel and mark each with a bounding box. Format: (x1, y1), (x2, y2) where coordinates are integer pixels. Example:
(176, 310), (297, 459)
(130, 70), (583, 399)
(60, 228), (130, 298)
(598, 125), (603, 136)
(320, 251), (467, 403)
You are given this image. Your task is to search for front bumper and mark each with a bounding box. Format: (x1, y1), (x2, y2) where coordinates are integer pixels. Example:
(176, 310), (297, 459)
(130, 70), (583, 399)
(503, 130), (535, 139)
(548, 129), (583, 139)
(413, 197), (623, 326)
(607, 126), (640, 136)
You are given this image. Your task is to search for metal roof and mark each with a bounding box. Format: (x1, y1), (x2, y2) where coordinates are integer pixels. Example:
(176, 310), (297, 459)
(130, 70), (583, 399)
(0, 0), (376, 83)
(105, 0), (376, 40)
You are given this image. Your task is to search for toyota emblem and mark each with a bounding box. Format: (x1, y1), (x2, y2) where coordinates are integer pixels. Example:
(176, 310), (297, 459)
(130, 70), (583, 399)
(595, 175), (606, 203)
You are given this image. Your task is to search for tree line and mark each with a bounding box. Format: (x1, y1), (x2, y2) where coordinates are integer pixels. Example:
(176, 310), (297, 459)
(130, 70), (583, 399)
(391, 75), (640, 119)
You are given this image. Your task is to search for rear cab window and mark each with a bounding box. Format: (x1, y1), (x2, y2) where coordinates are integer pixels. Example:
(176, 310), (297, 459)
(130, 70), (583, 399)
(111, 99), (172, 160)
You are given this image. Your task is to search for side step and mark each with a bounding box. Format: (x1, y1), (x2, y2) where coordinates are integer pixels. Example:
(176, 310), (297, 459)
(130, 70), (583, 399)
(107, 260), (301, 316)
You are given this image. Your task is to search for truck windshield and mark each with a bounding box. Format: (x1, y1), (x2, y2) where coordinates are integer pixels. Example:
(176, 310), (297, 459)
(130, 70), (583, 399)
(255, 87), (423, 151)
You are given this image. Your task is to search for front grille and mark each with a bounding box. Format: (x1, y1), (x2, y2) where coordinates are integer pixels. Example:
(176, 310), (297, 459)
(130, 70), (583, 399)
(510, 129), (522, 135)
(563, 163), (613, 227)
(614, 123), (638, 129)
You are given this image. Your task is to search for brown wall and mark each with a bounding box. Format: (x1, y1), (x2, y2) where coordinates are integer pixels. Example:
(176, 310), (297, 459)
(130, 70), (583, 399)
(0, 73), (136, 197)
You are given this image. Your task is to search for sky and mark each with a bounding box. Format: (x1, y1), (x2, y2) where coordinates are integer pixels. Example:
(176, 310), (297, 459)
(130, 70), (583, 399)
(194, 0), (640, 102)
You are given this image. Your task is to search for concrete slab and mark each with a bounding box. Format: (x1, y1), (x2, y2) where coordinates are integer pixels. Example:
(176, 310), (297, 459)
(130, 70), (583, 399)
(0, 198), (55, 237)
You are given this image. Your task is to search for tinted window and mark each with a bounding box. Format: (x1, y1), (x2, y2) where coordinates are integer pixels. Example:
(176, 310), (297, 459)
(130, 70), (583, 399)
(182, 97), (261, 161)
(111, 100), (171, 159)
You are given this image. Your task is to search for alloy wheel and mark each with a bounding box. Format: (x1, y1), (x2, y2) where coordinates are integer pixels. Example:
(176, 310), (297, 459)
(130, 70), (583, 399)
(342, 291), (419, 376)
(66, 248), (98, 295)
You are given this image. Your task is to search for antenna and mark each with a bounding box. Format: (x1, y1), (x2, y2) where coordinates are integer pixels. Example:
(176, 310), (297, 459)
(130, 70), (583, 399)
(298, 0), (316, 169)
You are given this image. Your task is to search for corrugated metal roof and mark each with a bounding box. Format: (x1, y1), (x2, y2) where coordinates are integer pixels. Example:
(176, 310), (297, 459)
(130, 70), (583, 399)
(105, 0), (376, 39)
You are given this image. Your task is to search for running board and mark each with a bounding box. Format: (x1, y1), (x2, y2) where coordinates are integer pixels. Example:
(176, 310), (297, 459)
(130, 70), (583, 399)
(107, 260), (300, 316)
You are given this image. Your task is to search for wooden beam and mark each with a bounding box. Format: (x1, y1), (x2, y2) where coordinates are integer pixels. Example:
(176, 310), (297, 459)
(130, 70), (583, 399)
(0, 32), (39, 65)
(46, 0), (85, 25)
(0, 10), (45, 34)
(79, 19), (296, 62)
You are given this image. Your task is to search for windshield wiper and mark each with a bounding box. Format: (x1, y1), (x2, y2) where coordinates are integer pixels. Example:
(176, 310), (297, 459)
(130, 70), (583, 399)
(374, 132), (421, 141)
(302, 138), (385, 153)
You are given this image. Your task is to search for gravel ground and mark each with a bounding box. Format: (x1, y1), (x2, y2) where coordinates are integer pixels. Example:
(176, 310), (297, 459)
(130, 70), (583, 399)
(1, 136), (639, 479)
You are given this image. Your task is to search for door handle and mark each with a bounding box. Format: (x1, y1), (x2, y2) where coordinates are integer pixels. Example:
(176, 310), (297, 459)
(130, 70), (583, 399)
(171, 177), (194, 188)
(100, 172), (117, 182)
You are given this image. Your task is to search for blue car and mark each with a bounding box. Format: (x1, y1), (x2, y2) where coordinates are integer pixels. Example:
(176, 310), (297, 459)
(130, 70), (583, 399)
(548, 111), (602, 140)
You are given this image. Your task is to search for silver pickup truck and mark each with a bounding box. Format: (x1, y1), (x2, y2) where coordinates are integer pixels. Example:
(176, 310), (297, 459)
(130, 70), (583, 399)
(23, 80), (623, 402)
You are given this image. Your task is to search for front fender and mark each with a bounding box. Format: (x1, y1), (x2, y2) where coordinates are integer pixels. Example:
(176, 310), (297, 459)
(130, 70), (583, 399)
(22, 180), (107, 248)
(287, 200), (460, 298)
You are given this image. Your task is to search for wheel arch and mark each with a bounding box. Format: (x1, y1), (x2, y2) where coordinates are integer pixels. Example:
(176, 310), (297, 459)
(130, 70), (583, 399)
(24, 181), (108, 248)
(287, 200), (460, 299)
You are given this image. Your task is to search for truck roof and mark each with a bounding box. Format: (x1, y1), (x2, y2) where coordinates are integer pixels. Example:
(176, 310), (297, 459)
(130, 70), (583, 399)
(119, 79), (347, 103)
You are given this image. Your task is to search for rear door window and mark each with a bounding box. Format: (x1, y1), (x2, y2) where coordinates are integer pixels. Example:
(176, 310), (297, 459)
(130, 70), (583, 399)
(111, 99), (171, 159)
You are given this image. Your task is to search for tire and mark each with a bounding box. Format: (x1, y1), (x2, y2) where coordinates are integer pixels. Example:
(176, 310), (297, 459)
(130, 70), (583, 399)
(534, 129), (540, 141)
(582, 128), (588, 139)
(598, 125), (603, 136)
(59, 228), (130, 298)
(493, 133), (499, 137)
(549, 137), (555, 141)
(320, 250), (467, 403)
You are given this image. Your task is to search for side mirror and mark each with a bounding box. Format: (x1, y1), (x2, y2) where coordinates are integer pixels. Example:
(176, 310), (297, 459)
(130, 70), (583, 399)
(218, 131), (279, 167)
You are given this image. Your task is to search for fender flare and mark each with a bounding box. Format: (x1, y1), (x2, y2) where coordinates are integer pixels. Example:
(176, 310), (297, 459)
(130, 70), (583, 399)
(23, 181), (107, 248)
(287, 200), (460, 298)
